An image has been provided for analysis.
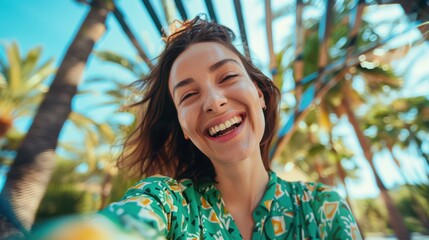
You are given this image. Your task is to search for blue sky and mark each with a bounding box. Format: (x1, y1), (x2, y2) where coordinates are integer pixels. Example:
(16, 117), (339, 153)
(1, 0), (428, 199)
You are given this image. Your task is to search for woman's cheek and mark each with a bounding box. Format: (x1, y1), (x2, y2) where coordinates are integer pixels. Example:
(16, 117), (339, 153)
(178, 106), (196, 130)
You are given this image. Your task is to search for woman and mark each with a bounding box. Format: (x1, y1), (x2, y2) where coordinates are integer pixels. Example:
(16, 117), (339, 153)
(98, 16), (362, 240)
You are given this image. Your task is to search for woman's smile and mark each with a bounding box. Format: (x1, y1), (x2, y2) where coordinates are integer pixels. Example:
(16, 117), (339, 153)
(207, 114), (242, 137)
(206, 114), (245, 143)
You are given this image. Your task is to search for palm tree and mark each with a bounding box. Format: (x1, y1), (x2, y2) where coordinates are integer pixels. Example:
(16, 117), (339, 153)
(0, 42), (55, 139)
(364, 99), (429, 230)
(398, 97), (429, 171)
(337, 80), (411, 239)
(279, 108), (359, 198)
(269, 0), (415, 238)
(364, 98), (429, 180)
(0, 0), (114, 237)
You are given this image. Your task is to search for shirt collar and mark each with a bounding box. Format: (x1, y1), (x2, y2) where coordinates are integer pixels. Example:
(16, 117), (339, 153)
(196, 171), (278, 211)
(196, 178), (219, 198)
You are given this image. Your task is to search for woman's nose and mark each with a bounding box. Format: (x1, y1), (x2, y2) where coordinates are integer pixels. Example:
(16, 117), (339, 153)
(203, 89), (228, 112)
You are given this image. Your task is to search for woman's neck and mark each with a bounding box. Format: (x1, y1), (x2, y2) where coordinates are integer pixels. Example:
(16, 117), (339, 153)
(214, 155), (269, 212)
(212, 155), (269, 240)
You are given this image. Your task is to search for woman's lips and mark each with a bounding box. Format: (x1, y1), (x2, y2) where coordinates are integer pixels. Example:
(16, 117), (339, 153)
(207, 115), (243, 137)
(205, 113), (245, 134)
(206, 114), (246, 142)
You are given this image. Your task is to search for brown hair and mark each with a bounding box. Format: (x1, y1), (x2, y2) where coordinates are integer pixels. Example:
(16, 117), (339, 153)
(118, 15), (280, 184)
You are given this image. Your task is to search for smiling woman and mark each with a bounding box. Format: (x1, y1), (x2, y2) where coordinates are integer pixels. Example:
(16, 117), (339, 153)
(96, 15), (363, 240)
(36, 15), (362, 239)
(115, 16), (280, 185)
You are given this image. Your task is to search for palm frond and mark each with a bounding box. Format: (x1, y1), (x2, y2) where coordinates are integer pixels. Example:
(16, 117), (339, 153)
(21, 46), (42, 80)
(6, 42), (22, 91)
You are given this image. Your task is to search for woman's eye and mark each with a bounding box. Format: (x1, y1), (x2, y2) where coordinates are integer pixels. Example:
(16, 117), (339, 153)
(221, 74), (239, 83)
(180, 92), (196, 103)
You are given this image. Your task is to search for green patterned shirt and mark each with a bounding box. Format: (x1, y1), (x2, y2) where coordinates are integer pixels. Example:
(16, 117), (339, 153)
(100, 171), (362, 239)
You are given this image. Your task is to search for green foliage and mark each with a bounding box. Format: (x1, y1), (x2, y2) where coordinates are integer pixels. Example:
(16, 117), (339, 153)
(0, 43), (133, 172)
(0, 42), (54, 164)
(36, 184), (94, 221)
(353, 183), (429, 235)
(354, 198), (391, 234)
(35, 158), (98, 222)
(34, 157), (142, 221)
(363, 96), (429, 178)
(93, 50), (146, 79)
(279, 109), (359, 187)
(108, 172), (140, 203)
(0, 42), (55, 139)
(393, 186), (429, 233)
(302, 32), (320, 77)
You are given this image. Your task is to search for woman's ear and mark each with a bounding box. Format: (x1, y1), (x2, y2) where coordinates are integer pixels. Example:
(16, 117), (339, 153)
(183, 132), (190, 140)
(179, 121), (190, 139)
(256, 86), (266, 110)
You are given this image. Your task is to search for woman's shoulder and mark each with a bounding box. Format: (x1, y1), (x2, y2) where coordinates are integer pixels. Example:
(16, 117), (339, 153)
(275, 179), (361, 239)
(124, 175), (195, 196)
(275, 176), (341, 202)
(132, 175), (193, 188)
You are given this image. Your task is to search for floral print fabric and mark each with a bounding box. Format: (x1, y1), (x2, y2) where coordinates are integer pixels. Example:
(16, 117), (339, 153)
(100, 172), (362, 239)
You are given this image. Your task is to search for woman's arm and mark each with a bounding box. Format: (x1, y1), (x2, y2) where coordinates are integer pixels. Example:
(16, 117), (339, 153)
(32, 176), (186, 240)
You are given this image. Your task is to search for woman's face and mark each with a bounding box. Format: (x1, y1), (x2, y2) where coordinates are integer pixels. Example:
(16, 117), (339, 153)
(168, 42), (266, 166)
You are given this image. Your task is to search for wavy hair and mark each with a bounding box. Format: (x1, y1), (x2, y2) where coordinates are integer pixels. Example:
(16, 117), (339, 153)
(118, 15), (280, 184)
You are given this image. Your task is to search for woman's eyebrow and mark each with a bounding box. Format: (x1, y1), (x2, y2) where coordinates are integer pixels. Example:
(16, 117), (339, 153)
(173, 78), (194, 96)
(209, 58), (240, 72)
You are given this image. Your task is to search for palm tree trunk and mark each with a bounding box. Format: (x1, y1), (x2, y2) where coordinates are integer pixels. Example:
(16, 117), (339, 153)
(341, 94), (411, 240)
(0, 1), (112, 237)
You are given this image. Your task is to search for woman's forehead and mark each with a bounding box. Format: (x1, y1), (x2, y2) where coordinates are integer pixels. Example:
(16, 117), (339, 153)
(182, 42), (238, 64)
(169, 42), (241, 81)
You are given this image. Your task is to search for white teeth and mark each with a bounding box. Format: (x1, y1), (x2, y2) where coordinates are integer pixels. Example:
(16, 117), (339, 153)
(225, 120), (232, 128)
(208, 116), (243, 137)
